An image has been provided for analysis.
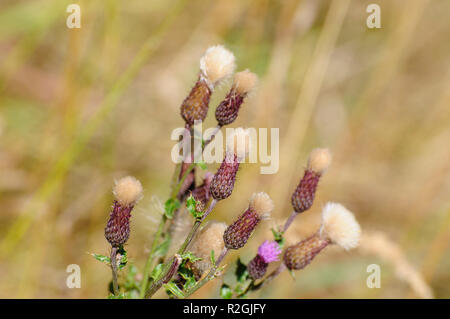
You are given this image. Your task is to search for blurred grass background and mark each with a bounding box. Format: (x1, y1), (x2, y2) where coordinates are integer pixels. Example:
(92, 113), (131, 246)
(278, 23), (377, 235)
(0, 0), (449, 298)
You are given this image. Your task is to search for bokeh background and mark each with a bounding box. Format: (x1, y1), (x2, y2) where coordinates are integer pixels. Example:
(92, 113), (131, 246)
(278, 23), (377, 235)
(0, 0), (449, 298)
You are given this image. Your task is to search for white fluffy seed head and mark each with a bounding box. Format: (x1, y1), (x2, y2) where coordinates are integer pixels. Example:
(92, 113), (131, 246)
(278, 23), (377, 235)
(233, 69), (258, 95)
(307, 148), (332, 174)
(320, 202), (361, 250)
(199, 45), (236, 88)
(249, 192), (274, 219)
(226, 128), (251, 161)
(113, 176), (143, 206)
(189, 221), (227, 274)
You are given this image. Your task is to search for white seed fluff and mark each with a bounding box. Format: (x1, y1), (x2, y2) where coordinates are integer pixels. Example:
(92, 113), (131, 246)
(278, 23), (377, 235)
(320, 202), (361, 250)
(113, 176), (143, 206)
(249, 192), (274, 218)
(233, 69), (258, 95)
(307, 148), (332, 174)
(190, 221), (227, 274)
(199, 45), (236, 88)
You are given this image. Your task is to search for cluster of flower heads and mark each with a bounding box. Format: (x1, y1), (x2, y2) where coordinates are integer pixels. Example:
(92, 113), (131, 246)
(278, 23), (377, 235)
(102, 45), (362, 298)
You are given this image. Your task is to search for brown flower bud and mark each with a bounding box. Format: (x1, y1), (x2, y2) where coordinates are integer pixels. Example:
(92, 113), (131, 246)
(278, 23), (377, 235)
(104, 177), (143, 247)
(223, 193), (273, 250)
(215, 70), (257, 126)
(283, 233), (330, 271)
(291, 148), (332, 213)
(180, 77), (211, 126)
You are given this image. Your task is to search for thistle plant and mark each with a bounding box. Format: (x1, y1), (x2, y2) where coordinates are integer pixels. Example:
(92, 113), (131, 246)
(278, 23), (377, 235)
(93, 45), (362, 299)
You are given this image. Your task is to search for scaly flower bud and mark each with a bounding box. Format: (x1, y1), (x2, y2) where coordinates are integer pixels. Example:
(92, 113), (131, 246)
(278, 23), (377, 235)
(284, 202), (360, 270)
(215, 70), (258, 126)
(105, 176), (143, 247)
(283, 233), (330, 270)
(188, 221), (227, 279)
(291, 148), (331, 213)
(223, 192), (273, 250)
(248, 241), (282, 280)
(210, 128), (250, 200)
(181, 45), (236, 126)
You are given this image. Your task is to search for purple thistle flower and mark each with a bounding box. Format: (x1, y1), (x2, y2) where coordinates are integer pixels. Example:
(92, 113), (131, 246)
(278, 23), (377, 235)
(247, 241), (281, 280)
(258, 240), (282, 263)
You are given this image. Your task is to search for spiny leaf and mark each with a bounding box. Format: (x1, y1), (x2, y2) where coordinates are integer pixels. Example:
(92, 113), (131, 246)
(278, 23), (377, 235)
(186, 195), (203, 219)
(180, 251), (202, 263)
(164, 198), (180, 219)
(150, 263), (164, 281)
(91, 253), (110, 265)
(163, 282), (185, 298)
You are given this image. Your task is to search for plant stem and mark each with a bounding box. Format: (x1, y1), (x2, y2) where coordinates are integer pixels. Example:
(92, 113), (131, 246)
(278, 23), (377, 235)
(183, 248), (228, 298)
(282, 211), (298, 233)
(139, 215), (167, 298)
(145, 199), (218, 298)
(110, 247), (119, 295)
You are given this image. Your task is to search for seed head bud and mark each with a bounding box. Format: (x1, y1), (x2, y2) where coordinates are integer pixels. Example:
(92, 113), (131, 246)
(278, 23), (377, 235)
(113, 176), (143, 207)
(283, 233), (330, 271)
(320, 202), (361, 250)
(199, 45), (236, 89)
(223, 192), (273, 250)
(248, 241), (282, 280)
(105, 176), (143, 247)
(215, 70), (258, 126)
(283, 203), (361, 270)
(307, 148), (332, 174)
(189, 221), (227, 279)
(181, 45), (235, 126)
(291, 148), (332, 213)
(210, 129), (250, 200)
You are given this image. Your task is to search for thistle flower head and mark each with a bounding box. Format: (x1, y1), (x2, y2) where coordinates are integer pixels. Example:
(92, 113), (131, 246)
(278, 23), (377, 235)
(113, 176), (143, 207)
(226, 128), (251, 162)
(307, 148), (332, 174)
(223, 192), (273, 250)
(258, 240), (282, 263)
(320, 202), (361, 250)
(283, 233), (329, 270)
(249, 192), (274, 220)
(233, 69), (258, 95)
(189, 221), (227, 277)
(200, 45), (236, 89)
(106, 176), (142, 247)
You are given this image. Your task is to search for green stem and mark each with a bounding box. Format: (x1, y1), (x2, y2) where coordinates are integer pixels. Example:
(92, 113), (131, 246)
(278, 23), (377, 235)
(145, 199), (218, 298)
(139, 215), (167, 298)
(110, 247), (119, 295)
(183, 248), (228, 298)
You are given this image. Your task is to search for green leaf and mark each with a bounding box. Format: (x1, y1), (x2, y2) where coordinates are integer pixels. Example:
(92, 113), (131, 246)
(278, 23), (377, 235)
(271, 227), (285, 248)
(164, 198), (180, 219)
(91, 253), (110, 265)
(220, 284), (232, 299)
(150, 263), (164, 281)
(235, 258), (249, 283)
(180, 251), (202, 263)
(163, 282), (185, 298)
(117, 246), (128, 270)
(186, 195), (203, 219)
(183, 276), (196, 291)
(210, 250), (215, 265)
(197, 161), (207, 170)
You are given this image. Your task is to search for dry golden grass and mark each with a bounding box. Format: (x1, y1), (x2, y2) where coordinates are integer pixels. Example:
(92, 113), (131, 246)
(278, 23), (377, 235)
(0, 0), (449, 298)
